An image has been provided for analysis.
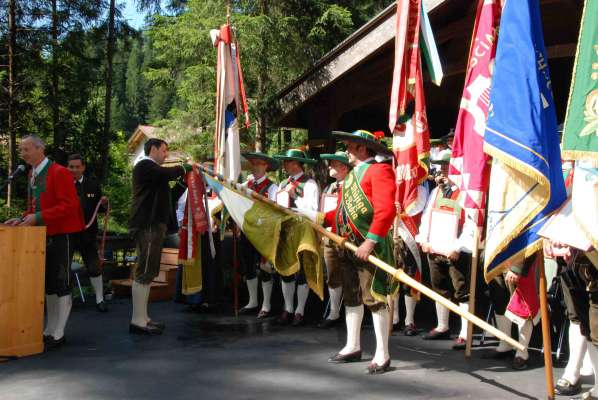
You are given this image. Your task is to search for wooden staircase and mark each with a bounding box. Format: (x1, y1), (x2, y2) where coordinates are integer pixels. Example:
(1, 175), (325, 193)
(111, 248), (179, 302)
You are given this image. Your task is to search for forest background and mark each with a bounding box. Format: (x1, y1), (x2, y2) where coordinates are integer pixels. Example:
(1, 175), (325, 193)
(0, 0), (393, 230)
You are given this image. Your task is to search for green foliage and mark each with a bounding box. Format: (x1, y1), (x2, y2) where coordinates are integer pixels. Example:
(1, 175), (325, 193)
(101, 131), (132, 233)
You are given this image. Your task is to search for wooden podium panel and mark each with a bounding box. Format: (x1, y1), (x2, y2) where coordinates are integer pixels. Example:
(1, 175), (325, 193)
(0, 226), (46, 357)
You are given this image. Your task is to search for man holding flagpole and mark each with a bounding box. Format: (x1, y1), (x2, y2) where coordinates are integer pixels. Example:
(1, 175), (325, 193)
(324, 130), (397, 374)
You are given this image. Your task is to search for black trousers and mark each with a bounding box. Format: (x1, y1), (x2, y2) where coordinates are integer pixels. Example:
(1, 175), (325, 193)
(71, 232), (101, 277)
(238, 234), (272, 282)
(46, 234), (75, 296)
(561, 258), (598, 345)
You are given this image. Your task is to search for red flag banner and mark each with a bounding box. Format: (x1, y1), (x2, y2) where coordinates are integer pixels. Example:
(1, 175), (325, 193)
(448, 0), (501, 233)
(389, 0), (430, 215)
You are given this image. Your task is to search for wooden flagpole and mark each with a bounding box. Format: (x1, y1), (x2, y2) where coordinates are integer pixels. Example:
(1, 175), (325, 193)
(537, 251), (555, 400)
(465, 228), (480, 357)
(199, 166), (525, 352)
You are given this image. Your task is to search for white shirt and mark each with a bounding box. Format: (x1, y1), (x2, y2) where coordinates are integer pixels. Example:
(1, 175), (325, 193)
(288, 172), (319, 212)
(176, 189), (188, 228)
(415, 185), (475, 254)
(31, 157), (49, 187)
(242, 174), (279, 200)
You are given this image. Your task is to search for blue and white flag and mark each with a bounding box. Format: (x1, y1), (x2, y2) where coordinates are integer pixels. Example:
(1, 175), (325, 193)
(482, 0), (566, 282)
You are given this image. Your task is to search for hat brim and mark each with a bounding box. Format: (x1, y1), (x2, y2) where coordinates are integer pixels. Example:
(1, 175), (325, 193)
(332, 131), (393, 156)
(273, 155), (317, 165)
(430, 159), (450, 165)
(320, 154), (351, 166)
(242, 152), (280, 171)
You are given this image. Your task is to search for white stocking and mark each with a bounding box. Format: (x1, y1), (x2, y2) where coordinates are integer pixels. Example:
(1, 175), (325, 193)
(562, 322), (587, 384)
(340, 305), (363, 355)
(372, 308), (391, 365)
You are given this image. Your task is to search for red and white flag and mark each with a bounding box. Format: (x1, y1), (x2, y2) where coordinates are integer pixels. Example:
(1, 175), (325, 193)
(448, 0), (502, 237)
(211, 24), (249, 182)
(389, 0), (430, 216)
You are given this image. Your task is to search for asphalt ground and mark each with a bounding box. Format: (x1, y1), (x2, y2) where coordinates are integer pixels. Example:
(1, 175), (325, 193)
(0, 296), (584, 400)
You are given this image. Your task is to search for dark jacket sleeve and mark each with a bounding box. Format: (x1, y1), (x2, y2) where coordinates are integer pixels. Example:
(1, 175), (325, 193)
(138, 160), (186, 184)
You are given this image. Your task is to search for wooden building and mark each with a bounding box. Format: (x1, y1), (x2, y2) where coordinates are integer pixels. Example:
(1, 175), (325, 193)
(275, 0), (582, 147)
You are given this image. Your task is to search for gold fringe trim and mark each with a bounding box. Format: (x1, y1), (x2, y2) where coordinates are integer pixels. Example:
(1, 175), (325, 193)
(561, 150), (598, 162)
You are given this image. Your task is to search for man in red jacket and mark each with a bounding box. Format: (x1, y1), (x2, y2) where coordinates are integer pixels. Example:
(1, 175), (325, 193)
(5, 135), (85, 350)
(323, 130), (397, 374)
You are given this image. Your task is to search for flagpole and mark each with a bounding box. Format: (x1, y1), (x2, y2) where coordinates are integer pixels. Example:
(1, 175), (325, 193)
(465, 228), (480, 357)
(199, 165), (525, 352)
(537, 251), (555, 400)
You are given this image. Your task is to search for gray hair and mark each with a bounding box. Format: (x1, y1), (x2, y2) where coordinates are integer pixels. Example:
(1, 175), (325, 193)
(21, 135), (46, 149)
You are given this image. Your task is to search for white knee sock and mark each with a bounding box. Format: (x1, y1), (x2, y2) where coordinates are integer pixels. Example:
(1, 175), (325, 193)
(495, 314), (514, 352)
(435, 302), (450, 332)
(404, 295), (416, 326)
(244, 277), (259, 309)
(281, 281), (295, 313)
(44, 294), (59, 336)
(515, 320), (533, 360)
(582, 348), (595, 376)
(90, 276), (104, 304)
(392, 296), (399, 325)
(586, 342), (598, 396)
(328, 286), (342, 320)
(562, 322), (587, 384)
(458, 302), (469, 340)
(131, 281), (150, 327)
(295, 284), (309, 316)
(372, 308), (391, 365)
(340, 305), (363, 354)
(53, 295), (72, 340)
(260, 280), (273, 312)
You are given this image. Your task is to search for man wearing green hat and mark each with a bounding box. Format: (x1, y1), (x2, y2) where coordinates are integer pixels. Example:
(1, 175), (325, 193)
(317, 151), (352, 329)
(323, 130), (397, 374)
(274, 148), (320, 326)
(238, 152), (279, 319)
(415, 149), (474, 349)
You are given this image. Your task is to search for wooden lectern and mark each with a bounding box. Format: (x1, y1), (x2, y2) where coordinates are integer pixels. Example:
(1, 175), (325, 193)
(0, 226), (46, 357)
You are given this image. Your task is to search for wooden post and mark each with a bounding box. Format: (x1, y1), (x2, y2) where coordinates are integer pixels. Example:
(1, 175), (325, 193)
(465, 228), (480, 357)
(538, 252), (555, 400)
(199, 166), (526, 352)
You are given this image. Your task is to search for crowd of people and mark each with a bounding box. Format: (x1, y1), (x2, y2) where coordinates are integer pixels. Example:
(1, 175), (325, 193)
(4, 131), (598, 397)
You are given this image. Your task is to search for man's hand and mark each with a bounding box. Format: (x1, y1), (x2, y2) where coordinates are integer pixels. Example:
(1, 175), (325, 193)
(447, 250), (460, 262)
(100, 196), (108, 206)
(355, 239), (376, 261)
(543, 239), (554, 259)
(4, 218), (21, 226)
(19, 214), (37, 226)
(421, 243), (430, 254)
(505, 270), (520, 286)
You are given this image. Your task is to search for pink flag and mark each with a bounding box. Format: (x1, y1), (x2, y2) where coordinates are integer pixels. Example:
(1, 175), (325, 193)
(448, 0), (501, 233)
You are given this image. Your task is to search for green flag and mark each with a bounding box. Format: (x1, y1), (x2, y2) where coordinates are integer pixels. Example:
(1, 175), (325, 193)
(562, 0), (598, 160)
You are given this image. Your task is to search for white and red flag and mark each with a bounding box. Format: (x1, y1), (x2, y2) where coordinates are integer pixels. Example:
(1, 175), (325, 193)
(389, 0), (435, 216)
(211, 24), (250, 182)
(448, 0), (502, 240)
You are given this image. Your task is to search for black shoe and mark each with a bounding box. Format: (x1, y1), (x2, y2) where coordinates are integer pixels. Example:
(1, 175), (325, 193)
(403, 323), (417, 336)
(257, 310), (271, 319)
(45, 336), (66, 350)
(328, 350), (362, 363)
(366, 359), (391, 374)
(43, 334), (52, 343)
(276, 311), (293, 325)
(239, 306), (258, 315)
(512, 356), (528, 370)
(291, 313), (305, 327)
(422, 329), (451, 340)
(481, 350), (515, 360)
(96, 301), (108, 312)
(129, 323), (162, 335)
(317, 318), (341, 329)
(554, 378), (581, 396)
(147, 320), (165, 331)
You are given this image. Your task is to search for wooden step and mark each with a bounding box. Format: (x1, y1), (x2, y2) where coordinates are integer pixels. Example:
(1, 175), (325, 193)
(111, 279), (174, 302)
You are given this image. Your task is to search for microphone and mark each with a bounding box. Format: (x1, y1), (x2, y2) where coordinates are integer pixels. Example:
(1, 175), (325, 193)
(8, 164), (26, 181)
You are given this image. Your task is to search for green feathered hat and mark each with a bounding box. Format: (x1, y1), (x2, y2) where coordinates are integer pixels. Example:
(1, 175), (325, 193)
(319, 151), (351, 166)
(332, 129), (392, 155)
(274, 148), (317, 165)
(242, 152), (280, 171)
